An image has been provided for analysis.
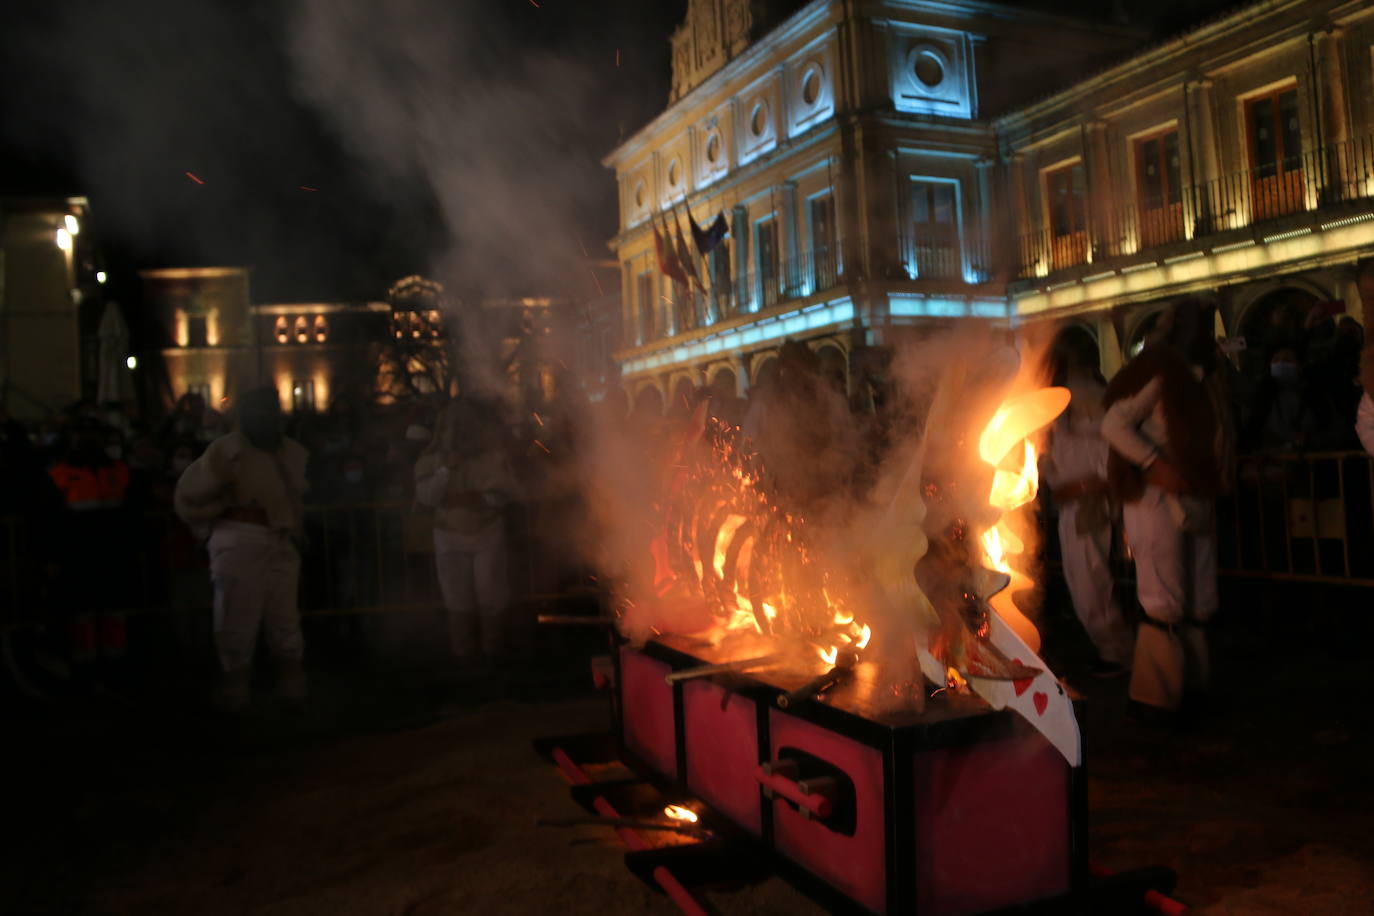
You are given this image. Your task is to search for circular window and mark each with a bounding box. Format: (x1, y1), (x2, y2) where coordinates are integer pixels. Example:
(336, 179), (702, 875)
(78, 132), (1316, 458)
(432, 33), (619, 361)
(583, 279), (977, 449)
(750, 102), (767, 137)
(634, 182), (645, 208)
(668, 159), (680, 187)
(705, 133), (720, 164)
(914, 51), (944, 88)
(802, 68), (821, 106)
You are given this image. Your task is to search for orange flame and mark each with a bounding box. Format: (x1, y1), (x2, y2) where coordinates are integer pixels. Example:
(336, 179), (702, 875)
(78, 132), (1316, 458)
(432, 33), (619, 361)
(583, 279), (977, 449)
(664, 804), (698, 823)
(978, 387), (1070, 654)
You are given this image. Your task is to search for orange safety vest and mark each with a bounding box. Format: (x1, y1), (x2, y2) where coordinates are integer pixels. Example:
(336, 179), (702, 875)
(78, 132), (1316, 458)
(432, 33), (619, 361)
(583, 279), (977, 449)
(49, 462), (131, 510)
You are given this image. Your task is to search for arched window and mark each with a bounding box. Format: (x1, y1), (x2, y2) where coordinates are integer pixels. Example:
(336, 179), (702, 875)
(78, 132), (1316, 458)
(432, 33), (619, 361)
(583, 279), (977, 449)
(426, 309), (442, 338)
(294, 316), (310, 344)
(274, 316), (289, 344)
(313, 315), (328, 343)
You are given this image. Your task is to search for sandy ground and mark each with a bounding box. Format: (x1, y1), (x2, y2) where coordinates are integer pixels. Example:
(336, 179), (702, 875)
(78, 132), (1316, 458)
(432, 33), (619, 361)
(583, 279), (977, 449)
(5, 580), (1373, 915)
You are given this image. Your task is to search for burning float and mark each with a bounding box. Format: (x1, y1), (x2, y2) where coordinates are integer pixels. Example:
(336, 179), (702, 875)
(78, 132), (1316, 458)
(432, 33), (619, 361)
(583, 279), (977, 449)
(540, 334), (1182, 915)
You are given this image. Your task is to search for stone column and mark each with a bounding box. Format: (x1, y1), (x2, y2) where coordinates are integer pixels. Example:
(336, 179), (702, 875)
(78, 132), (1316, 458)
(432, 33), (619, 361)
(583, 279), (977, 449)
(783, 180), (802, 296)
(1185, 78), (1221, 236)
(1081, 119), (1115, 260)
(972, 157), (994, 282)
(1315, 27), (1350, 203)
(732, 204), (750, 313)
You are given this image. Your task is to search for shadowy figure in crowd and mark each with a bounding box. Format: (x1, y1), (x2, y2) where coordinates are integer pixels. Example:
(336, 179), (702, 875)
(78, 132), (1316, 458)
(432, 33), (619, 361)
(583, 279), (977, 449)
(1042, 345), (1133, 676)
(174, 387), (309, 711)
(1102, 300), (1231, 725)
(48, 420), (133, 667)
(1242, 344), (1332, 452)
(741, 340), (855, 518)
(414, 397), (520, 661)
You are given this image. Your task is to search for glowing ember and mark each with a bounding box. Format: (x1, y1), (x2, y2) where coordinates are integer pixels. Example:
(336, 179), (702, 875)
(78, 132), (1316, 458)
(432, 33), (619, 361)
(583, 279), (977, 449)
(663, 805), (698, 823)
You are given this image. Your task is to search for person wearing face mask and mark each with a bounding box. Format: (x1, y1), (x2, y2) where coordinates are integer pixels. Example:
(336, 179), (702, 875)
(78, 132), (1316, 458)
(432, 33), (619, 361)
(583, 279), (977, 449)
(1243, 345), (1330, 452)
(414, 397), (519, 660)
(175, 387), (309, 710)
(1102, 300), (1232, 724)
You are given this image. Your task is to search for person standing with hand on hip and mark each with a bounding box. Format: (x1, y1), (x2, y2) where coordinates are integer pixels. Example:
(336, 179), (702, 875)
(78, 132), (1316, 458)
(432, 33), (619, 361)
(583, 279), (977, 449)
(174, 387), (309, 711)
(1102, 300), (1230, 724)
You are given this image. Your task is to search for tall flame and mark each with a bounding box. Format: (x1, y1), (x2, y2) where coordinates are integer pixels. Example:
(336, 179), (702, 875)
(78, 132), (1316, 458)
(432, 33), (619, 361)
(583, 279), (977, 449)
(978, 387), (1070, 653)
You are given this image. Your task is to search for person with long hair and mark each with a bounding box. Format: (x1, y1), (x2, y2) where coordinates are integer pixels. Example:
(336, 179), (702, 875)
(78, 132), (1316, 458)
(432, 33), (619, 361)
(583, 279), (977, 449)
(1102, 300), (1230, 722)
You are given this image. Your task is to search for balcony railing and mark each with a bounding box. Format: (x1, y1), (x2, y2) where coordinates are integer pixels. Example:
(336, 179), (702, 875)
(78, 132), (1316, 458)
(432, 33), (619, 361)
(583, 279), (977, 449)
(900, 225), (994, 284)
(662, 241), (848, 333)
(1017, 133), (1374, 281)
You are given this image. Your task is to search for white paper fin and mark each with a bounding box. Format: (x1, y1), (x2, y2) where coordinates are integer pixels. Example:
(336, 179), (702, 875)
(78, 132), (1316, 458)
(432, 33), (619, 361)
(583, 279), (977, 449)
(967, 614), (1082, 767)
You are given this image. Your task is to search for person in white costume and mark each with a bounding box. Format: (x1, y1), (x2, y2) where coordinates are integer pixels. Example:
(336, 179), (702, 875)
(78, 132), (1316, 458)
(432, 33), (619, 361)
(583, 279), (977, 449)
(414, 398), (519, 659)
(174, 387), (309, 710)
(1043, 349), (1133, 674)
(1101, 301), (1228, 720)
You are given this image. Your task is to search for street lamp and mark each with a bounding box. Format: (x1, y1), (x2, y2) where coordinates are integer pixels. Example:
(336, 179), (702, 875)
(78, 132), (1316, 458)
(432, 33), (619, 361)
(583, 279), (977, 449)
(64, 214), (80, 236)
(96, 271), (107, 284)
(126, 356), (138, 370)
(55, 227), (72, 251)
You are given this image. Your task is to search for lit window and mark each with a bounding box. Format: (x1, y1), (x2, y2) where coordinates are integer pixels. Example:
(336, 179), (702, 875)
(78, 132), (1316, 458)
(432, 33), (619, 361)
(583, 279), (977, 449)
(291, 379), (316, 413)
(313, 315), (328, 343)
(274, 316), (289, 344)
(427, 309), (442, 337)
(294, 316), (309, 344)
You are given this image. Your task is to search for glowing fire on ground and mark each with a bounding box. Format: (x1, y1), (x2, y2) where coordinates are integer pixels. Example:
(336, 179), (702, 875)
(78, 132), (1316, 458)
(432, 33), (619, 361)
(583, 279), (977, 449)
(663, 804), (699, 823)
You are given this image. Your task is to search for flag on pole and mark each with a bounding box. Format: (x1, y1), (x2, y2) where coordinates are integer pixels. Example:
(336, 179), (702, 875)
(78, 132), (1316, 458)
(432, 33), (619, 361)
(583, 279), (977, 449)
(672, 204), (703, 291)
(690, 210), (729, 256)
(653, 215), (689, 288)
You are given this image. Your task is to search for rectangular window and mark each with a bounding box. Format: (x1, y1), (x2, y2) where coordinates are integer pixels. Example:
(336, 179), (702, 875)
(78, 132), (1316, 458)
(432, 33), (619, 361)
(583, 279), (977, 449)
(710, 241), (733, 318)
(186, 315), (208, 347)
(756, 219), (780, 309)
(809, 194), (838, 292)
(636, 271), (655, 343)
(1135, 129), (1184, 246)
(910, 180), (959, 279)
(1246, 87), (1304, 219)
(1044, 163), (1088, 269)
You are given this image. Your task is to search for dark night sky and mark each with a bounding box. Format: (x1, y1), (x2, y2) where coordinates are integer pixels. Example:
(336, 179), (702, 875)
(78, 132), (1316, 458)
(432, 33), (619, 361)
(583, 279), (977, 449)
(0, 0), (1232, 306)
(0, 0), (685, 304)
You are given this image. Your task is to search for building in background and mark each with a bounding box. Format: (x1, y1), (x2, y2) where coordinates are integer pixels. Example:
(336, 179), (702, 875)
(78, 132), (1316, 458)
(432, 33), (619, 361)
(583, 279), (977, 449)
(0, 196), (115, 420)
(141, 266), (619, 419)
(606, 0), (1374, 407)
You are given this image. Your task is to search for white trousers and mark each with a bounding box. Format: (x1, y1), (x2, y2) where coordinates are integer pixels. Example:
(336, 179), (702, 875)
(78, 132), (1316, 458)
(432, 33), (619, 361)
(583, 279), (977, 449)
(1058, 503), (1133, 665)
(209, 521), (303, 673)
(1122, 487), (1217, 709)
(435, 529), (509, 657)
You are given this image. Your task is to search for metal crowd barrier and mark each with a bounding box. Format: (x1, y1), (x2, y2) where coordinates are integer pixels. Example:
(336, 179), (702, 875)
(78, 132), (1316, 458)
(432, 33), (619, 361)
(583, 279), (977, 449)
(1221, 449), (1374, 585)
(2, 451), (1371, 633)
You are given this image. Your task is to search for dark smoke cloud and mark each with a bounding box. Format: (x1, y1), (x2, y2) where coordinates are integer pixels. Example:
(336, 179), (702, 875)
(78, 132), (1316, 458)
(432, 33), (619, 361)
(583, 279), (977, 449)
(0, 0), (677, 302)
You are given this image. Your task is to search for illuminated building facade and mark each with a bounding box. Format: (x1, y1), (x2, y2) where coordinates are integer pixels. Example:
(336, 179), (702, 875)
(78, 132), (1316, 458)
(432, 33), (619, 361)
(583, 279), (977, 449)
(999, 0), (1374, 378)
(606, 0), (1374, 404)
(143, 267), (616, 417)
(604, 0), (1137, 406)
(0, 197), (110, 420)
(142, 267), (390, 414)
